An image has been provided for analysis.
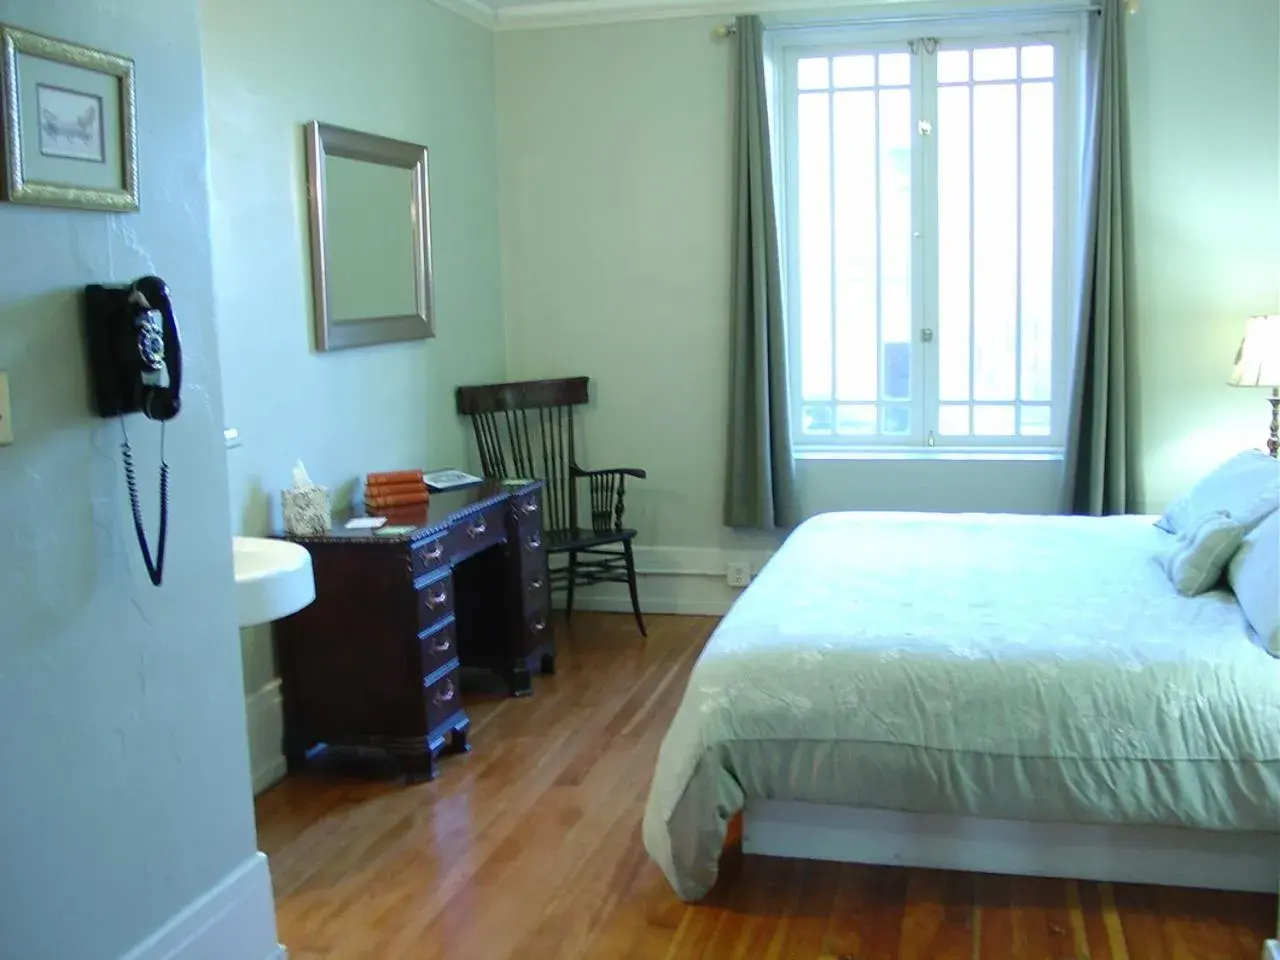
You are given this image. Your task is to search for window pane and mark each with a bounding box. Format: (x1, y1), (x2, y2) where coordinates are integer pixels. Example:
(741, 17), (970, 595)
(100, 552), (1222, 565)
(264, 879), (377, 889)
(883, 405), (911, 434)
(802, 404), (833, 436)
(1020, 405), (1051, 436)
(879, 87), (913, 400)
(1021, 81), (1055, 402)
(939, 404), (971, 436)
(937, 50), (969, 84)
(973, 405), (1016, 436)
(798, 92), (833, 401)
(1020, 44), (1054, 79)
(833, 91), (878, 401)
(878, 52), (911, 86)
(973, 47), (1017, 81)
(972, 83), (1018, 402)
(798, 58), (829, 90)
(836, 404), (877, 435)
(883, 342), (911, 400)
(833, 55), (875, 88)
(937, 85), (971, 402)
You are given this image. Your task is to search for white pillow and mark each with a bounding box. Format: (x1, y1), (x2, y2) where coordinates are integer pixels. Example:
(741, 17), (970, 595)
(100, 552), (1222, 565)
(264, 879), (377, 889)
(1227, 509), (1280, 656)
(1156, 450), (1280, 535)
(1159, 512), (1247, 596)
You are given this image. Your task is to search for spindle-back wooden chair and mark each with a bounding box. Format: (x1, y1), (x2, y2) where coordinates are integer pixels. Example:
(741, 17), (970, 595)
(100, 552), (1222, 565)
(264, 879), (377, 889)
(455, 377), (647, 636)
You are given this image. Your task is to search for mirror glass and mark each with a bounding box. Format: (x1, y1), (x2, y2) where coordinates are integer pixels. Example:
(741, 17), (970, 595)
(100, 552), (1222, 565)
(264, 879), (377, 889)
(305, 121), (434, 352)
(323, 157), (417, 323)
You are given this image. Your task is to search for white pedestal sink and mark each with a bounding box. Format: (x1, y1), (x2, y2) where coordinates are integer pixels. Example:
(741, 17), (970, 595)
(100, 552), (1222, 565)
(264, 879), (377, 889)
(232, 536), (316, 628)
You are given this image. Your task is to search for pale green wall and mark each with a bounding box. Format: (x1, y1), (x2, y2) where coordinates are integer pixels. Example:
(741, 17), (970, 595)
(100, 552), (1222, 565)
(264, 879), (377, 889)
(1126, 0), (1280, 508)
(497, 15), (1065, 558)
(205, 0), (502, 536)
(498, 18), (747, 552)
(497, 1), (1279, 557)
(203, 0), (504, 780)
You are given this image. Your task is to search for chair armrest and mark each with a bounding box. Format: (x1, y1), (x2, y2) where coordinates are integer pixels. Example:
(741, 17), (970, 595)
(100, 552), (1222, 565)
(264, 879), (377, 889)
(571, 466), (647, 480)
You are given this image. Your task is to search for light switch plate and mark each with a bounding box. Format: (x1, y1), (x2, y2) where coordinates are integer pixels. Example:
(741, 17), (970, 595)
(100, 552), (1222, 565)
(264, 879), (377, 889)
(0, 372), (12, 445)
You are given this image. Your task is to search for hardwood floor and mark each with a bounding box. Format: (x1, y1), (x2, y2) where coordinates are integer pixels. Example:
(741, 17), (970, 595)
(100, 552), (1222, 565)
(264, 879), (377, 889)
(256, 612), (1276, 960)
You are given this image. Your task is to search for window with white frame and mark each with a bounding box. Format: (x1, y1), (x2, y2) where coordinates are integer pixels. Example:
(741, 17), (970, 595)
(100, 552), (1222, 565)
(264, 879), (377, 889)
(775, 12), (1085, 451)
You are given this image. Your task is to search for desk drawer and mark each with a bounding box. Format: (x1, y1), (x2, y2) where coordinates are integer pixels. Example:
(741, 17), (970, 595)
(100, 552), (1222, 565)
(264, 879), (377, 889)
(449, 506), (504, 564)
(416, 621), (457, 677)
(522, 608), (551, 653)
(411, 534), (447, 580)
(423, 666), (462, 735)
(521, 565), (550, 615)
(511, 489), (542, 528)
(515, 528), (546, 567)
(417, 573), (454, 632)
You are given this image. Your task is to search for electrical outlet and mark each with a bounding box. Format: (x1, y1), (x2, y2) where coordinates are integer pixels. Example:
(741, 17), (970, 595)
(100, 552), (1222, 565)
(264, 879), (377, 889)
(726, 561), (751, 588)
(0, 372), (12, 445)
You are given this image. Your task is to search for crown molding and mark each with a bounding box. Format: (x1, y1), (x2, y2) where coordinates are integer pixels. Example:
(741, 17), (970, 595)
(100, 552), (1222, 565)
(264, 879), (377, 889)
(491, 0), (1107, 32)
(430, 0), (498, 29)
(494, 0), (742, 29)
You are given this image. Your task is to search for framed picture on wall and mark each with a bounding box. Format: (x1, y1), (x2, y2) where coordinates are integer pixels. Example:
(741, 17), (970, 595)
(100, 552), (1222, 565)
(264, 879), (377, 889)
(0, 24), (138, 212)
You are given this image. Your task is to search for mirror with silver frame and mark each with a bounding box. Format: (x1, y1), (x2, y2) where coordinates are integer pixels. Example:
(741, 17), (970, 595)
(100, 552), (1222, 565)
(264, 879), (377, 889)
(304, 121), (434, 351)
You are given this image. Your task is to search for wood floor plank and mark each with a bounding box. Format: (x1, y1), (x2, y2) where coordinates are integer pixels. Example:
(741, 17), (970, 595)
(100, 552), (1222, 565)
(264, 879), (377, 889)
(256, 612), (1278, 960)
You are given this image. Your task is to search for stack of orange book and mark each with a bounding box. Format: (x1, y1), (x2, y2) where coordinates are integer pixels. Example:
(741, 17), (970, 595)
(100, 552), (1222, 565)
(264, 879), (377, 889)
(364, 470), (428, 514)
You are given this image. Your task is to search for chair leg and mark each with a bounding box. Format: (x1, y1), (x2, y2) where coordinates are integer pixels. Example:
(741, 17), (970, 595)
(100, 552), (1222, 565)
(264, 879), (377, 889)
(622, 539), (646, 637)
(565, 551), (578, 621)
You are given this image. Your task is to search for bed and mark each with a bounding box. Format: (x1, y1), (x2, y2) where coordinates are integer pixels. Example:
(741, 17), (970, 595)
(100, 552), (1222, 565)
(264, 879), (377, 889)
(642, 511), (1280, 902)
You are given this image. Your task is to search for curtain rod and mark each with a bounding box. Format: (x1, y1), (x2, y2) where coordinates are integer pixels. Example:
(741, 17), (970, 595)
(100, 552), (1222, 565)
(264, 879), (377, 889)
(714, 1), (1129, 37)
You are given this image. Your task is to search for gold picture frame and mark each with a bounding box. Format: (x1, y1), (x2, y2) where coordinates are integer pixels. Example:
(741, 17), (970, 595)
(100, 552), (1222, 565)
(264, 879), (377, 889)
(0, 25), (138, 212)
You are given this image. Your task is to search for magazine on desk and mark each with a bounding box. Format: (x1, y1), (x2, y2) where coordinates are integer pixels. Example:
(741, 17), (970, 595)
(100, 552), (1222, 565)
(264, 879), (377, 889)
(424, 469), (485, 492)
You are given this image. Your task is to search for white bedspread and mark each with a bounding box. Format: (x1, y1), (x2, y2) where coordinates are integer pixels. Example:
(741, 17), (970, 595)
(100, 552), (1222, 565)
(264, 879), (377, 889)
(642, 512), (1280, 901)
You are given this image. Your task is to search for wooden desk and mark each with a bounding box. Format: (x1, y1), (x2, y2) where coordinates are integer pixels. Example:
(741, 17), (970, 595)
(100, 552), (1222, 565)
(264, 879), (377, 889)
(274, 479), (551, 781)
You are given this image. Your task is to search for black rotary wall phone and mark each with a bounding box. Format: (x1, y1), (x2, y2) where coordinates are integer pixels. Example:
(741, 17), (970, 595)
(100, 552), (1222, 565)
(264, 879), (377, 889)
(84, 276), (183, 586)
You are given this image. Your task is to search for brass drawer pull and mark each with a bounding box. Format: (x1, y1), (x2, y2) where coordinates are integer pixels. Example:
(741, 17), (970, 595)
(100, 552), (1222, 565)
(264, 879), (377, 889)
(529, 578), (544, 592)
(425, 588), (449, 609)
(526, 534), (542, 551)
(430, 633), (453, 654)
(531, 618), (546, 634)
(431, 678), (456, 704)
(467, 518), (488, 538)
(424, 540), (444, 561)
(519, 499), (539, 515)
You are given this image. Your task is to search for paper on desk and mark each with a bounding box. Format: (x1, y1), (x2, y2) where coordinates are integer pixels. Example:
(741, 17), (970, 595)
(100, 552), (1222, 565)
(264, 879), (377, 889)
(345, 517), (387, 529)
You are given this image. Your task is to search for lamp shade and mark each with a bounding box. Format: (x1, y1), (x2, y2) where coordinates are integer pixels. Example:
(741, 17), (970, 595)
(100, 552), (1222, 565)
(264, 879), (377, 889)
(1228, 314), (1280, 388)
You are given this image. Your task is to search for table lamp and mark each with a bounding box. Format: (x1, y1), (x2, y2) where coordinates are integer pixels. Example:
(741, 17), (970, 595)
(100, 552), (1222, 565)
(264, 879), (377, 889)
(1228, 314), (1280, 457)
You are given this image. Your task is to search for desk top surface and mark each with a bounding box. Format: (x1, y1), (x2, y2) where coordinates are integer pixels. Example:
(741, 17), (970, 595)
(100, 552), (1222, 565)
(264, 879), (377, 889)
(286, 478), (541, 544)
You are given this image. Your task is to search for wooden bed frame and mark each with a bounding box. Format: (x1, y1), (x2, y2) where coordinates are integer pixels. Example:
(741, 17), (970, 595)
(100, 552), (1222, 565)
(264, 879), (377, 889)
(743, 801), (1280, 956)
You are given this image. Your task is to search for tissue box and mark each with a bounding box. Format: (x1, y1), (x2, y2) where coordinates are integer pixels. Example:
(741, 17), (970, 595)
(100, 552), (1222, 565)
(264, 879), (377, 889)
(282, 485), (331, 536)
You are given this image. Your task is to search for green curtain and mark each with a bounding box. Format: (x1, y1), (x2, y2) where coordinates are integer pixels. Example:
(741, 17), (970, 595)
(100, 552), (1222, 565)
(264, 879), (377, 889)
(1063, 0), (1136, 515)
(724, 15), (799, 530)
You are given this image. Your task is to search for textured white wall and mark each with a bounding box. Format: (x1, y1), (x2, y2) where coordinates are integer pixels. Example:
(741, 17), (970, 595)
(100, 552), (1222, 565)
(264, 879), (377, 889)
(0, 1), (271, 957)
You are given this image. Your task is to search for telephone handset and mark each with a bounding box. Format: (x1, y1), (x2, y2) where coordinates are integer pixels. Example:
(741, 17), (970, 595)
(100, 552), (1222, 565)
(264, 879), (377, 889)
(84, 277), (184, 586)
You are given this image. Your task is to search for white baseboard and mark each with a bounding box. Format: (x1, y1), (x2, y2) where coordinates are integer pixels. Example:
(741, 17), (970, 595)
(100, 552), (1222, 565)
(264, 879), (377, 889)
(627, 546), (772, 578)
(555, 545), (774, 618)
(121, 852), (281, 960)
(559, 594), (732, 617)
(246, 679), (286, 795)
